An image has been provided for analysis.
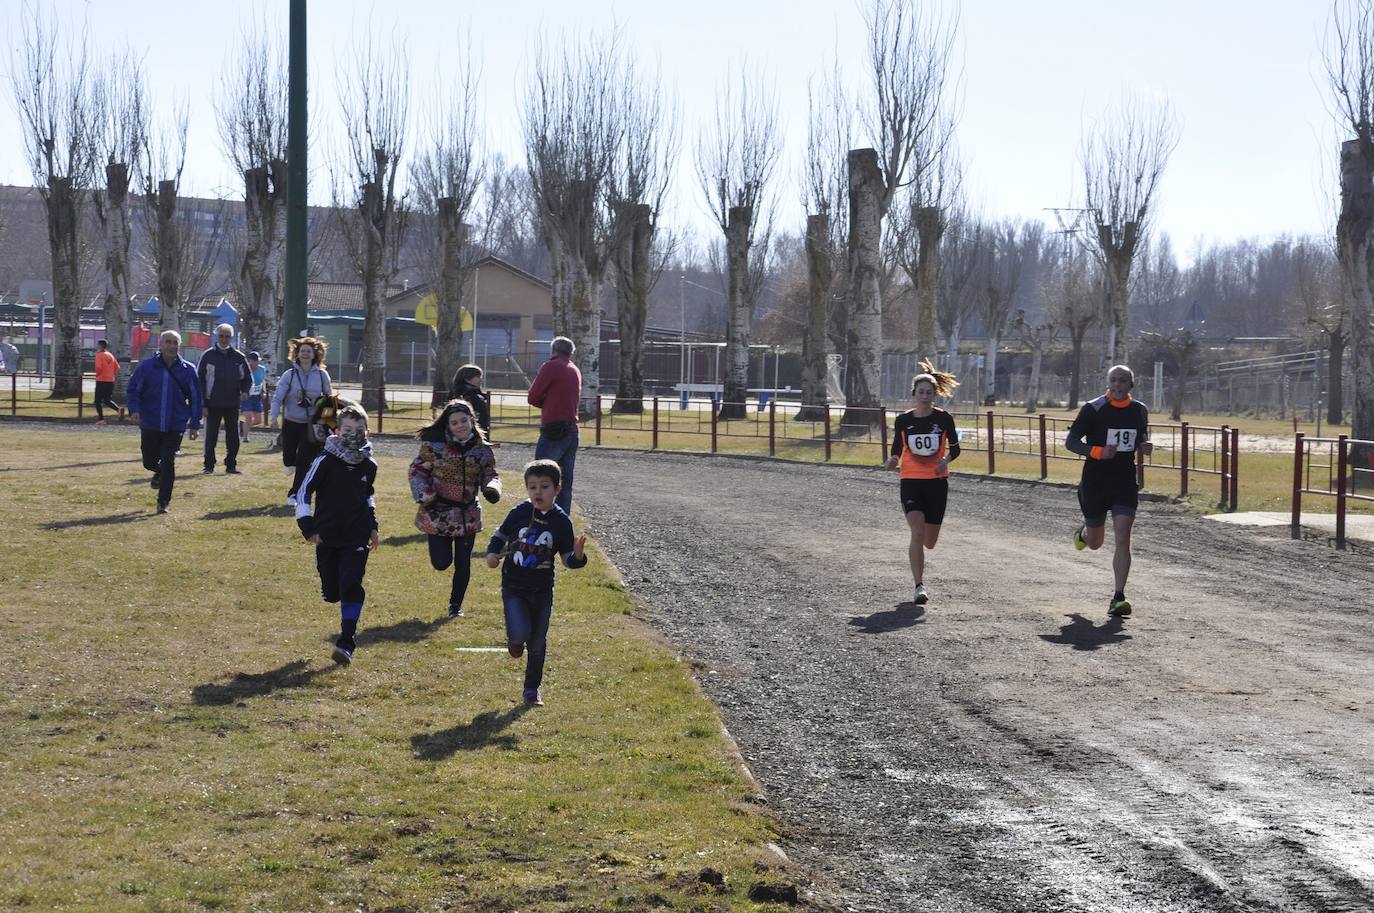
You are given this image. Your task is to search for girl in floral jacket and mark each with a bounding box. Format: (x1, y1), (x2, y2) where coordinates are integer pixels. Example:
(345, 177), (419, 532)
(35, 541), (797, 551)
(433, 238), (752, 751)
(410, 400), (502, 617)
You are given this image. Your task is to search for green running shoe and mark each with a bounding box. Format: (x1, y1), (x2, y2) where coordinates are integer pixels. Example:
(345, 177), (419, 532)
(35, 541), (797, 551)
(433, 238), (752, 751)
(1073, 526), (1088, 551)
(1108, 596), (1132, 617)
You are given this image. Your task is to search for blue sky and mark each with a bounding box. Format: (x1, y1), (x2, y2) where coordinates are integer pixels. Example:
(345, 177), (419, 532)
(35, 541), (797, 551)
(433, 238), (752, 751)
(0, 0), (1341, 256)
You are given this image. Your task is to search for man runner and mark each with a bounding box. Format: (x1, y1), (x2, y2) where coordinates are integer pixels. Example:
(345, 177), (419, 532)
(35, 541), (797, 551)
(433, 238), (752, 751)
(1065, 364), (1152, 617)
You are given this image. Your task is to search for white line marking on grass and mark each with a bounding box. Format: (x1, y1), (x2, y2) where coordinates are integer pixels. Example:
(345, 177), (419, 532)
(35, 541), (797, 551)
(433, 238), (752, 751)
(455, 647), (509, 653)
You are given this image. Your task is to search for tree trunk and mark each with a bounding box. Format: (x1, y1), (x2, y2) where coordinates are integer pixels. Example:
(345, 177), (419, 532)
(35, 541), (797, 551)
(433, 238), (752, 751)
(101, 163), (133, 399)
(433, 197), (471, 407)
(565, 258), (602, 419)
(913, 204), (944, 359)
(1026, 346), (1043, 413)
(1107, 253), (1132, 365)
(719, 204), (754, 420)
(156, 180), (182, 333)
(1338, 137), (1374, 459)
(360, 178), (387, 413)
(1068, 329), (1087, 410)
(797, 212), (832, 422)
(612, 202), (653, 415)
(44, 176), (83, 397)
(238, 161), (286, 370)
(1170, 353), (1191, 421)
(841, 148), (885, 427)
(1328, 334), (1345, 426)
(984, 333), (999, 404)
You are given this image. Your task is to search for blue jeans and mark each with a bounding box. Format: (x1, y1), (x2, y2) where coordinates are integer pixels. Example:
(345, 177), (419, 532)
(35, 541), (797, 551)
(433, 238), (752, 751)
(533, 430), (578, 514)
(502, 589), (554, 693)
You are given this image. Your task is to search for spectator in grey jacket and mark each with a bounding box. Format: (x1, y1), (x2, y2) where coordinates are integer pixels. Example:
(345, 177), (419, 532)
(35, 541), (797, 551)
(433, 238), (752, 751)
(0, 337), (19, 375)
(270, 335), (334, 506)
(197, 324), (251, 474)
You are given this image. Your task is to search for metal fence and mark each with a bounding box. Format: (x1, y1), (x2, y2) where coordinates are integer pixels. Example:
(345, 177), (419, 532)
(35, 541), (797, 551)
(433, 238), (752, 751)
(1291, 433), (1374, 549)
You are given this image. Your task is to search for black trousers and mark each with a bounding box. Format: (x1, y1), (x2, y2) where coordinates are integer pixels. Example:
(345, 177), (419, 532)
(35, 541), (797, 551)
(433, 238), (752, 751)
(94, 381), (120, 419)
(203, 406), (241, 470)
(428, 534), (475, 607)
(140, 429), (183, 505)
(316, 541), (370, 604)
(282, 420), (323, 496)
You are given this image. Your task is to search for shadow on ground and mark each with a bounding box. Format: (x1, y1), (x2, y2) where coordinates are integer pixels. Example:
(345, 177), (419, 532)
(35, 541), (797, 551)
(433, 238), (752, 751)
(43, 511), (148, 530)
(1, 458), (139, 473)
(848, 602), (927, 634)
(1038, 614), (1131, 651)
(192, 659), (337, 705)
(411, 705), (531, 759)
(379, 533), (428, 548)
(203, 505), (295, 520)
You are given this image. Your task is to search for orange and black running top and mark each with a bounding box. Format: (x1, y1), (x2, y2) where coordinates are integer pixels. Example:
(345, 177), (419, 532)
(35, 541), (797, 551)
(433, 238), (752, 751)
(1065, 392), (1149, 486)
(891, 408), (960, 479)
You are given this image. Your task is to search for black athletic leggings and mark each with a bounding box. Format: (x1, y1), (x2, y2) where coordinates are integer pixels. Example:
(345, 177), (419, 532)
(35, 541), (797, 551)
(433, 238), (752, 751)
(428, 534), (475, 608)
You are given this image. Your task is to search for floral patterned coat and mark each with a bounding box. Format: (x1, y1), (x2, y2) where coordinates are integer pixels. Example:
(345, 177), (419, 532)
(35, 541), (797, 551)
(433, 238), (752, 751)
(408, 437), (501, 538)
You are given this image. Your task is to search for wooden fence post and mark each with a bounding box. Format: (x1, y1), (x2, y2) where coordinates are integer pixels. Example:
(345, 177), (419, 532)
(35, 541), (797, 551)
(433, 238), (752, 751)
(1290, 432), (1304, 539)
(986, 410), (995, 475)
(1038, 413), (1048, 479)
(1229, 427), (1239, 512)
(878, 407), (888, 463)
(1179, 422), (1189, 496)
(1220, 425), (1230, 508)
(652, 397), (660, 450)
(823, 405), (832, 462)
(710, 402), (718, 453)
(1336, 434), (1348, 549)
(768, 398), (777, 456)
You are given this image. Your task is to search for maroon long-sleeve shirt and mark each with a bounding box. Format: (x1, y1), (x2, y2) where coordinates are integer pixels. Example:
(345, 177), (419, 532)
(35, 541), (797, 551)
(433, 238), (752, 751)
(527, 353), (582, 424)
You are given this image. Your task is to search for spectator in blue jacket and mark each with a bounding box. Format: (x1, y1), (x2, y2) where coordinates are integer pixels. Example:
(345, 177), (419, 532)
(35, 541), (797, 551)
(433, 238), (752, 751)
(127, 330), (203, 514)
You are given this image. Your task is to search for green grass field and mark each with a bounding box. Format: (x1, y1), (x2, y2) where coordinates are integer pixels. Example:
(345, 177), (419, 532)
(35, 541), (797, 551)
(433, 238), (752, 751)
(0, 428), (791, 912)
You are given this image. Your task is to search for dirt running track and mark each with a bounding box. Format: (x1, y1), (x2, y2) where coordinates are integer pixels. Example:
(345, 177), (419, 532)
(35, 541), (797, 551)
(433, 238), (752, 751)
(565, 446), (1374, 913)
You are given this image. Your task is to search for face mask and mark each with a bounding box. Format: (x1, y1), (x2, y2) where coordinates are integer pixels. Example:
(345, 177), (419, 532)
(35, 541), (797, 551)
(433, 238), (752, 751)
(339, 429), (368, 452)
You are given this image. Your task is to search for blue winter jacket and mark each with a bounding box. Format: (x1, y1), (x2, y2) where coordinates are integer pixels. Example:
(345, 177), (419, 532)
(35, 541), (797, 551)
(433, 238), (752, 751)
(127, 353), (204, 433)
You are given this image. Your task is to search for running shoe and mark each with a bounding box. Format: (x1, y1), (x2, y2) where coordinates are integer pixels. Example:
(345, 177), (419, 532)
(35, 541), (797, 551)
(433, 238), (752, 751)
(1108, 596), (1133, 617)
(523, 689), (544, 707)
(286, 494), (297, 508)
(332, 638), (354, 665)
(95, 419), (107, 426)
(508, 642), (525, 658)
(1073, 526), (1088, 551)
(914, 583), (929, 606)
(150, 473), (161, 489)
(156, 501), (169, 515)
(447, 603), (465, 618)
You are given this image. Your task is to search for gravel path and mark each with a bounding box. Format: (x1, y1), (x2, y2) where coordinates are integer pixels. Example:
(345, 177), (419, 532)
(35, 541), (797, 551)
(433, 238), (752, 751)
(565, 445), (1374, 913)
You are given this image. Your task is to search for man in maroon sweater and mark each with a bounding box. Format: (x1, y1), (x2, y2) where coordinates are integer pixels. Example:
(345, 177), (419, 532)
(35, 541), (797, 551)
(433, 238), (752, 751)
(528, 336), (582, 513)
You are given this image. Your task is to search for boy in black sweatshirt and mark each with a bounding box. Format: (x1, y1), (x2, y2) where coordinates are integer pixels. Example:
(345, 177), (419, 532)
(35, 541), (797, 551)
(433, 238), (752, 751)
(296, 404), (379, 664)
(485, 459), (587, 706)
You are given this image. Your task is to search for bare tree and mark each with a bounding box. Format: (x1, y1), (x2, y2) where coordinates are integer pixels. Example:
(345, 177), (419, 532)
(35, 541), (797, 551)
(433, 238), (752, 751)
(522, 32), (625, 415)
(1049, 243), (1101, 410)
(1078, 94), (1180, 364)
(981, 221), (1039, 404)
(696, 66), (781, 419)
(610, 56), (677, 414)
(935, 214), (988, 369)
(140, 105), (228, 332)
(1327, 0), (1374, 449)
(410, 37), (486, 407)
(217, 18), (289, 366)
(797, 63), (850, 421)
(1295, 236), (1349, 424)
(1010, 307), (1058, 412)
(333, 30), (410, 411)
(8, 2), (99, 396)
(92, 47), (148, 396)
(844, 0), (957, 424)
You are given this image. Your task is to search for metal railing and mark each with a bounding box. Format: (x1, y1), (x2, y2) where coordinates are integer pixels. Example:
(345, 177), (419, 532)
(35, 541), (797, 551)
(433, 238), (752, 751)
(1291, 432), (1374, 549)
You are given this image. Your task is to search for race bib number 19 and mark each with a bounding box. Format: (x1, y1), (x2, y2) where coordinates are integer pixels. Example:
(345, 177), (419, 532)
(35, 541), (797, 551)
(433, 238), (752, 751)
(906, 431), (941, 457)
(1106, 428), (1137, 452)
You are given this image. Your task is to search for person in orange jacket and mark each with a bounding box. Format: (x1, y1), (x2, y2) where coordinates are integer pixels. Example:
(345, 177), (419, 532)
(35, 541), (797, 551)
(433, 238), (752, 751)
(93, 339), (124, 425)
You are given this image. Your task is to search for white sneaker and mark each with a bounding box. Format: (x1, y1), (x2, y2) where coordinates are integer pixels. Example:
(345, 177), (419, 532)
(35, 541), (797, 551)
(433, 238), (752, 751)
(914, 583), (929, 606)
(287, 494), (297, 508)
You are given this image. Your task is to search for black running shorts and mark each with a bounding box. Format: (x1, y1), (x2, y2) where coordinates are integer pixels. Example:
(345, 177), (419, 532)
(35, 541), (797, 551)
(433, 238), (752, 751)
(900, 477), (949, 525)
(1078, 479), (1138, 527)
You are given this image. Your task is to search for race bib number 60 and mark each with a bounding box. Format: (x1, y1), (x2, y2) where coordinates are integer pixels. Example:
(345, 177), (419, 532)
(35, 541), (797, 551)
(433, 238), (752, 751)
(1106, 428), (1137, 451)
(906, 431), (941, 457)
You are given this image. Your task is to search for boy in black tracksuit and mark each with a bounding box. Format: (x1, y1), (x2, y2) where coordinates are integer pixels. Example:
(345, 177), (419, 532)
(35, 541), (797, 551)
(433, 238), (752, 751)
(296, 404), (379, 664)
(485, 459), (587, 706)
